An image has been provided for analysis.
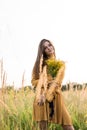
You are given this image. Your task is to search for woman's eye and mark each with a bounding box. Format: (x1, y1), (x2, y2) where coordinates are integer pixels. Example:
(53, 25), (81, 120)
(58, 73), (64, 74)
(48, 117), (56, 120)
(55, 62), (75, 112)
(44, 47), (47, 50)
(49, 44), (52, 47)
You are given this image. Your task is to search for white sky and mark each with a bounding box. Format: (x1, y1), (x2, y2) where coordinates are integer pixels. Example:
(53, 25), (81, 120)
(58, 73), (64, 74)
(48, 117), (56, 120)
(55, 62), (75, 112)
(0, 0), (87, 88)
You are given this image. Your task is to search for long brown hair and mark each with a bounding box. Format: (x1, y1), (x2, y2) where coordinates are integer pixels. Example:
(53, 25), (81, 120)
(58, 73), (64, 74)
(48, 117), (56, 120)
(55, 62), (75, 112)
(32, 39), (56, 79)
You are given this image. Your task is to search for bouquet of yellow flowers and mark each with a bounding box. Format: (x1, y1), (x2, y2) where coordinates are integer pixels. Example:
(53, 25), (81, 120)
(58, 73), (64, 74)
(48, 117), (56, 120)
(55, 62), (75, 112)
(36, 58), (65, 103)
(46, 59), (64, 78)
(45, 59), (65, 102)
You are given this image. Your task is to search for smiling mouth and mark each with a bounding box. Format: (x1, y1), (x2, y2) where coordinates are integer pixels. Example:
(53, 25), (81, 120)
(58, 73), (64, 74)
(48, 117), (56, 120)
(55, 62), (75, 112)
(49, 50), (54, 54)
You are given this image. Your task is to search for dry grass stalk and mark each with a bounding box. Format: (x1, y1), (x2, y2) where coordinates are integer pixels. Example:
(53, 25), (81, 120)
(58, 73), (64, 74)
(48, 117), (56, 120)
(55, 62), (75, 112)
(0, 99), (11, 114)
(0, 58), (3, 88)
(36, 66), (47, 101)
(2, 71), (7, 94)
(36, 55), (47, 102)
(0, 58), (7, 95)
(0, 58), (3, 83)
(22, 71), (25, 88)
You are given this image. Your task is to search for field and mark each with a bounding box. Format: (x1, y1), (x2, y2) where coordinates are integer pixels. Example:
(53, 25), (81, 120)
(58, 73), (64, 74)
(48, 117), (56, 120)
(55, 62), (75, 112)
(0, 87), (87, 130)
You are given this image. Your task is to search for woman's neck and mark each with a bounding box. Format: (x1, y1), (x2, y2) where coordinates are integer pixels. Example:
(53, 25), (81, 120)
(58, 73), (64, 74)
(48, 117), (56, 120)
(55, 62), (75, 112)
(47, 55), (55, 60)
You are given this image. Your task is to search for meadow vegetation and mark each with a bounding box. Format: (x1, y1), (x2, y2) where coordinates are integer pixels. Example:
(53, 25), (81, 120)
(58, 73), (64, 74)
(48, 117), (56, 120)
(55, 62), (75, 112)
(0, 86), (87, 130)
(0, 59), (87, 130)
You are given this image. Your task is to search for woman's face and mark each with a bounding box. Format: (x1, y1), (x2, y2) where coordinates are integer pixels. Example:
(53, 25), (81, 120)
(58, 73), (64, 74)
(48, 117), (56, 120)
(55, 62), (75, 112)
(43, 41), (55, 57)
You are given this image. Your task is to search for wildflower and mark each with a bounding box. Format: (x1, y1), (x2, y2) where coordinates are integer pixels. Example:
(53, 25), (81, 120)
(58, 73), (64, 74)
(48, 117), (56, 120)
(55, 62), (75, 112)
(46, 59), (64, 78)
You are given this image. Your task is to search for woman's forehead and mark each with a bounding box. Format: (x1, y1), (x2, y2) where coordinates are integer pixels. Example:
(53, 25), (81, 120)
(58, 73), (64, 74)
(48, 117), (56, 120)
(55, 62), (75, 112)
(43, 41), (50, 47)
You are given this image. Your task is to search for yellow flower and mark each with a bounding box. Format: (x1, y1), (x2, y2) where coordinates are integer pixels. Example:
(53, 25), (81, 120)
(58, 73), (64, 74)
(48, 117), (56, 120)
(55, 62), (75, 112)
(46, 59), (64, 78)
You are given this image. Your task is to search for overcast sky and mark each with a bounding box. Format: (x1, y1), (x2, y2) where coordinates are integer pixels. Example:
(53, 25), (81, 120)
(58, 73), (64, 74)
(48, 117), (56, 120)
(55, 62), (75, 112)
(0, 0), (87, 88)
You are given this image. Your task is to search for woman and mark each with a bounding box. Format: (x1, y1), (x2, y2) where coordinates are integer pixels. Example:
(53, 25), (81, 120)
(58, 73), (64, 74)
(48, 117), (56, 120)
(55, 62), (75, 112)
(31, 39), (74, 130)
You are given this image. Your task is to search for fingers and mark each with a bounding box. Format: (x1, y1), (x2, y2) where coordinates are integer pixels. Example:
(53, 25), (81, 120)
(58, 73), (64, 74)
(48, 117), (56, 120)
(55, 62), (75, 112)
(38, 101), (44, 106)
(38, 99), (44, 106)
(37, 95), (45, 106)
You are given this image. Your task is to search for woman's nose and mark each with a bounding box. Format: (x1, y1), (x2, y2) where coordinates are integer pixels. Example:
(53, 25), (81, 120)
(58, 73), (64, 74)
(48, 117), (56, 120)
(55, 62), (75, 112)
(48, 46), (51, 50)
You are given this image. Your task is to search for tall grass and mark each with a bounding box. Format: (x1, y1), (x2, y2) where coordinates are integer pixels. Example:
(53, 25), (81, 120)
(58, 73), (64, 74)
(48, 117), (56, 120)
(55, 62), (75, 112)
(0, 88), (87, 130)
(63, 89), (87, 130)
(0, 88), (35, 130)
(0, 59), (87, 129)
